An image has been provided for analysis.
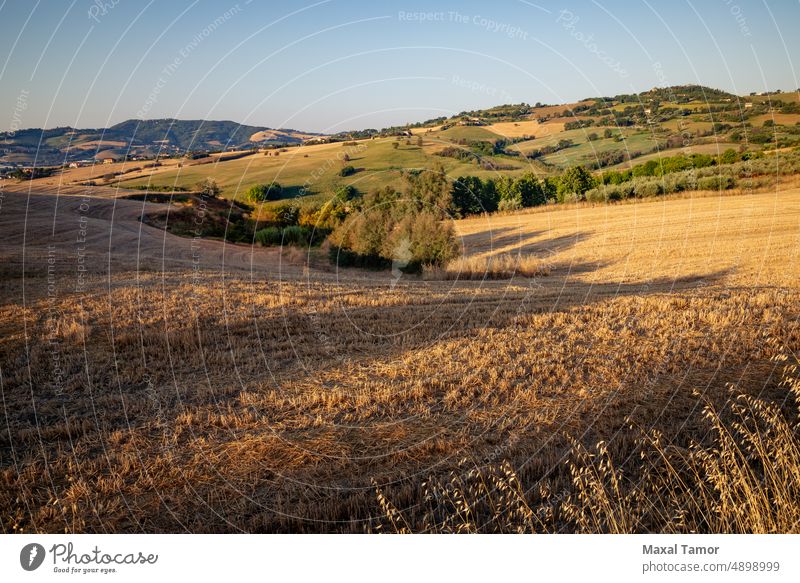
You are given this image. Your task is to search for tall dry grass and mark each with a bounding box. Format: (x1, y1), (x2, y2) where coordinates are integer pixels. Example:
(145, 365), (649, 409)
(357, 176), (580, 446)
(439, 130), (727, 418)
(426, 253), (550, 280)
(376, 349), (800, 533)
(2, 188), (799, 533)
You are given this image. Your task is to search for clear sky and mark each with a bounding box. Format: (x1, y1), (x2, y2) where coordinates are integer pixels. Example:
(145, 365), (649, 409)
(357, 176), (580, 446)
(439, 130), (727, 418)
(1, 0), (798, 133)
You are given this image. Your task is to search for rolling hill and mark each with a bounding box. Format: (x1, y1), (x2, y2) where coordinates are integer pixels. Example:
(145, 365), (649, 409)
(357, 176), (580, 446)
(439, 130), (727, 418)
(0, 119), (324, 166)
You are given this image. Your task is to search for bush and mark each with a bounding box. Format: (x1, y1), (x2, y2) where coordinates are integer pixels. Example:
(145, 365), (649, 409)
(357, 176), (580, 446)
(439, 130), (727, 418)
(256, 225), (323, 247)
(339, 165), (356, 177)
(437, 146), (475, 161)
(196, 178), (221, 198)
(274, 205), (299, 227)
(586, 186), (610, 203)
(633, 180), (662, 198)
(255, 227), (282, 246)
(697, 175), (736, 191)
(281, 225), (308, 246)
(662, 173), (692, 193)
(591, 182), (636, 201)
(334, 185), (358, 201)
(246, 182), (282, 202)
(498, 197), (523, 211)
(328, 203), (459, 272)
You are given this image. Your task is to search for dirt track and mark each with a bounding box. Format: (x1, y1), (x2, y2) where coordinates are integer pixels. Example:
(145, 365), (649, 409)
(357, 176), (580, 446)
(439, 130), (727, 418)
(0, 185), (295, 277)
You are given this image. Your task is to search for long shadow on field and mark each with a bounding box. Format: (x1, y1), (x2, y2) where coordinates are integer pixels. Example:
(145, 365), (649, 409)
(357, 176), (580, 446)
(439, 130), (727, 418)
(456, 224), (539, 244)
(458, 228), (593, 261)
(0, 263), (751, 533)
(504, 231), (593, 257)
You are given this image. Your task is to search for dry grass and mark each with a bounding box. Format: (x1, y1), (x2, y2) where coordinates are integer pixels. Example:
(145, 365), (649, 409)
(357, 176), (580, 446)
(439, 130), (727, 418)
(376, 350), (800, 533)
(1, 187), (799, 533)
(454, 189), (800, 287)
(427, 253), (550, 280)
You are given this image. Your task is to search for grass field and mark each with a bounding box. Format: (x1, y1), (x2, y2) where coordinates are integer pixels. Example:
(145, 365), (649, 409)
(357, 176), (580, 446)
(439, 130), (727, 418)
(503, 127), (661, 168)
(750, 112), (800, 126)
(118, 137), (536, 202)
(2, 185), (798, 533)
(435, 125), (503, 143)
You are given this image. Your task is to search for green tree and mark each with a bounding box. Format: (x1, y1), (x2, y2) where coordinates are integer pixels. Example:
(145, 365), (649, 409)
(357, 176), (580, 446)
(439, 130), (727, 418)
(451, 176), (485, 216)
(403, 162), (451, 214)
(495, 176), (521, 210)
(557, 166), (596, 202)
(246, 182), (282, 202)
(334, 184), (358, 201)
(451, 176), (499, 216)
(514, 174), (546, 207)
(542, 177), (558, 202)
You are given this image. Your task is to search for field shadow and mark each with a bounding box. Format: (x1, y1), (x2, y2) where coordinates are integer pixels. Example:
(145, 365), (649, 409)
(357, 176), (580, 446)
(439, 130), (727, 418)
(459, 229), (593, 262)
(509, 231), (593, 257)
(281, 265), (735, 368)
(272, 185), (308, 201)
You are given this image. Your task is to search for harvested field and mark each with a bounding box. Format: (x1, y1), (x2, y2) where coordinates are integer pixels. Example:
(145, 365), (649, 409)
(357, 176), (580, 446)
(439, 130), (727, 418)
(1, 187), (798, 532)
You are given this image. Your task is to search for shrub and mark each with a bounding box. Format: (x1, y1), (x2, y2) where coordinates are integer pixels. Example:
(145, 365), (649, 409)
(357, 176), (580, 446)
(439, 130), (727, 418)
(633, 180), (662, 198)
(498, 197), (523, 211)
(246, 182), (282, 202)
(334, 184), (358, 201)
(328, 204), (458, 272)
(196, 178), (221, 198)
(274, 205), (299, 227)
(339, 165), (356, 177)
(281, 225), (308, 246)
(256, 225), (323, 247)
(697, 175), (736, 191)
(255, 227), (282, 246)
(451, 176), (497, 216)
(586, 186), (609, 203)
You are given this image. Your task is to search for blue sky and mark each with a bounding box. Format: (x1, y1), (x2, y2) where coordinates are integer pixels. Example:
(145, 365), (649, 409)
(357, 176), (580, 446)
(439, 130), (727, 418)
(1, 0), (798, 132)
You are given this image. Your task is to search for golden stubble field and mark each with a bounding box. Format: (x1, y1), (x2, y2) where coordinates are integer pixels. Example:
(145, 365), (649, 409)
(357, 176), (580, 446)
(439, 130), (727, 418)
(1, 187), (798, 532)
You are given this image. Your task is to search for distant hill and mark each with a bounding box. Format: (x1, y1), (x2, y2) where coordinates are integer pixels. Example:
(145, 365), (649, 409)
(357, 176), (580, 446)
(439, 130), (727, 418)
(3, 85), (796, 167)
(0, 119), (325, 166)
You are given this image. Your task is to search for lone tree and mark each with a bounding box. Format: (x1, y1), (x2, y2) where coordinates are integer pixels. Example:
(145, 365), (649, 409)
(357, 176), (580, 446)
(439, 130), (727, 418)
(246, 182), (282, 202)
(196, 178), (221, 198)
